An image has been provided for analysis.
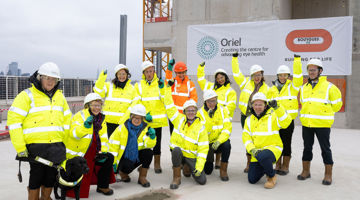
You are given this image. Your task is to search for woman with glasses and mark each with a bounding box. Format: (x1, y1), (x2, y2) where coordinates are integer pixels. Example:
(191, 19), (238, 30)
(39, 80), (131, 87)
(231, 52), (269, 173)
(65, 93), (115, 198)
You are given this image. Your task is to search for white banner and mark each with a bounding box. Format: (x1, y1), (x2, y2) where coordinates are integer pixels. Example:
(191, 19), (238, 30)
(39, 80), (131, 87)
(187, 16), (352, 76)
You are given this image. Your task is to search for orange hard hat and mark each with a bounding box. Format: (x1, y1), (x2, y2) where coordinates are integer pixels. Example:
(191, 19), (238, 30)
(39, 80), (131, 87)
(174, 62), (187, 72)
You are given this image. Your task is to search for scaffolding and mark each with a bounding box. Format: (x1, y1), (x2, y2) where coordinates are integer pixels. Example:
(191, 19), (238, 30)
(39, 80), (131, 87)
(144, 0), (172, 23)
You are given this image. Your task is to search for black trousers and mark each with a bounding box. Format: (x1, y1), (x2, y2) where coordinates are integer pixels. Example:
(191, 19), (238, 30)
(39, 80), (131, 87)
(29, 162), (57, 189)
(279, 120), (295, 156)
(119, 149), (153, 174)
(169, 119), (174, 136)
(95, 153), (114, 188)
(248, 149), (276, 184)
(153, 128), (162, 155)
(107, 122), (119, 138)
(204, 140), (231, 175)
(302, 126), (333, 165)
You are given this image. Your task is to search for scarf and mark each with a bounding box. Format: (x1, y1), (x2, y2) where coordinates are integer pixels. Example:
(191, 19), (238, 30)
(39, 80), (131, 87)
(272, 79), (285, 92)
(124, 120), (142, 162)
(89, 109), (103, 152)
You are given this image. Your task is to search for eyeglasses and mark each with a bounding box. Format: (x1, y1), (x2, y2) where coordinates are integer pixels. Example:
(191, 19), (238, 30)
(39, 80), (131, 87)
(185, 109), (197, 113)
(41, 75), (59, 82)
(90, 104), (103, 108)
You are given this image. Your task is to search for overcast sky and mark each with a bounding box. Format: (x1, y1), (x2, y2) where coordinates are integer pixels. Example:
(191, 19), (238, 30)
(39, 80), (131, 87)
(0, 0), (143, 80)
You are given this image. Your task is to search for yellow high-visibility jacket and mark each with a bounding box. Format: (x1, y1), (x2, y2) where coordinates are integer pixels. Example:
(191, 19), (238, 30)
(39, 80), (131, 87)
(267, 57), (303, 119)
(242, 105), (292, 162)
(108, 120), (156, 165)
(134, 73), (167, 128)
(7, 85), (72, 153)
(232, 57), (269, 115)
(300, 76), (342, 128)
(64, 109), (109, 158)
(164, 87), (209, 172)
(197, 65), (237, 119)
(93, 71), (140, 124)
(198, 105), (232, 144)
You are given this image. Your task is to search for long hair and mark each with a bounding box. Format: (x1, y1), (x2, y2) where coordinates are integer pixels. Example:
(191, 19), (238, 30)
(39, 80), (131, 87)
(112, 69), (131, 88)
(214, 72), (231, 90)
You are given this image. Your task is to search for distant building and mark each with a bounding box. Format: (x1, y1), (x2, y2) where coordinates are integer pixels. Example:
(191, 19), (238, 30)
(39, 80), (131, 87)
(7, 62), (19, 76)
(0, 71), (4, 76)
(21, 73), (30, 77)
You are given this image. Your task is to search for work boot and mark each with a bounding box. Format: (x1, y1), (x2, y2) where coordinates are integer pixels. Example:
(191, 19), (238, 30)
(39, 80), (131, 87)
(275, 156), (282, 174)
(220, 162), (229, 181)
(96, 187), (114, 196)
(215, 153), (221, 169)
(39, 187), (52, 200)
(297, 161), (311, 180)
(322, 164), (333, 185)
(279, 156), (291, 175)
(154, 155), (162, 173)
(182, 164), (191, 177)
(119, 170), (131, 182)
(244, 154), (251, 173)
(264, 175), (277, 189)
(170, 167), (181, 189)
(28, 188), (40, 200)
(138, 167), (150, 187)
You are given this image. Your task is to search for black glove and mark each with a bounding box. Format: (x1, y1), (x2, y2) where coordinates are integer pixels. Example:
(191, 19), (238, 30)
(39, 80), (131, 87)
(232, 52), (239, 58)
(199, 62), (205, 67)
(168, 80), (174, 86)
(294, 54), (301, 58)
(268, 100), (278, 109)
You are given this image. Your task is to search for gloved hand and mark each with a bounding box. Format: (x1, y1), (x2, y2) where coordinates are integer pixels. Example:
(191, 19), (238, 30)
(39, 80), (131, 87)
(212, 141), (221, 151)
(103, 69), (107, 75)
(168, 59), (175, 71)
(147, 127), (156, 139)
(113, 164), (118, 173)
(268, 100), (278, 109)
(193, 169), (201, 177)
(294, 54), (301, 58)
(168, 80), (174, 87)
(17, 149), (28, 158)
(158, 79), (165, 89)
(84, 115), (94, 128)
(232, 52), (239, 58)
(250, 148), (261, 157)
(145, 112), (153, 122)
(199, 61), (205, 67)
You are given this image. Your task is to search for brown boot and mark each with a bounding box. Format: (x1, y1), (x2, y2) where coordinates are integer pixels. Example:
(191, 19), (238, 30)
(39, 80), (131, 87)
(297, 161), (311, 180)
(154, 155), (162, 173)
(28, 188), (40, 200)
(264, 175), (277, 189)
(182, 164), (191, 177)
(215, 153), (221, 169)
(170, 167), (181, 189)
(39, 187), (52, 200)
(138, 167), (150, 187)
(220, 162), (229, 181)
(244, 154), (251, 173)
(119, 170), (131, 182)
(275, 156), (282, 174)
(322, 164), (333, 185)
(279, 156), (291, 175)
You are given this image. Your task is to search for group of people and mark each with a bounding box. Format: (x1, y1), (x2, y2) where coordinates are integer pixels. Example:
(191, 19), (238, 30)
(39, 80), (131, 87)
(8, 52), (342, 199)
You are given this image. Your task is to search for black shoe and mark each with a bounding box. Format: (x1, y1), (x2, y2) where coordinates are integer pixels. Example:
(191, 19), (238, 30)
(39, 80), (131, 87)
(138, 180), (150, 188)
(96, 188), (114, 196)
(297, 174), (311, 180)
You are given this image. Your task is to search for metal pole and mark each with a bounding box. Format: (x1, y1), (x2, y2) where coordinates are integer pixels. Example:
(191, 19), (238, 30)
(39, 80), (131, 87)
(156, 50), (162, 79)
(119, 15), (127, 65)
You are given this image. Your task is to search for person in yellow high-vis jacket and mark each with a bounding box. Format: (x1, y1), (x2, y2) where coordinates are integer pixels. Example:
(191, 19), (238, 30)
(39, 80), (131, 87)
(242, 92), (291, 189)
(93, 64), (140, 138)
(267, 54), (303, 175)
(163, 84), (209, 189)
(109, 104), (156, 188)
(297, 58), (342, 186)
(7, 62), (71, 200)
(231, 52), (269, 173)
(198, 90), (232, 181)
(134, 61), (167, 174)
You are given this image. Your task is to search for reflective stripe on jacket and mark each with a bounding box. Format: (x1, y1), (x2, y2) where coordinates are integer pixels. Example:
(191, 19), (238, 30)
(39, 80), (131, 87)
(7, 85), (72, 153)
(64, 109), (109, 158)
(300, 76), (342, 128)
(242, 106), (291, 162)
(197, 65), (237, 119)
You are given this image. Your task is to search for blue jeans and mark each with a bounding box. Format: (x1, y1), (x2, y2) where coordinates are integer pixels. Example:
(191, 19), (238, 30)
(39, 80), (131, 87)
(248, 149), (276, 184)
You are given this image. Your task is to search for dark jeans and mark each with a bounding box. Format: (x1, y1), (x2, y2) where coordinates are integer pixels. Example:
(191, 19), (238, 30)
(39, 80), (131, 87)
(153, 128), (162, 155)
(302, 126), (333, 165)
(118, 149), (153, 174)
(29, 161), (57, 189)
(204, 140), (231, 175)
(107, 122), (119, 138)
(248, 149), (276, 184)
(279, 120), (294, 156)
(169, 119), (174, 135)
(95, 153), (114, 188)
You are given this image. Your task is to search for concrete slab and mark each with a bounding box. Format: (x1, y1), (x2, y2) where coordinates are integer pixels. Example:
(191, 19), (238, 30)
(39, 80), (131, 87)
(0, 121), (359, 199)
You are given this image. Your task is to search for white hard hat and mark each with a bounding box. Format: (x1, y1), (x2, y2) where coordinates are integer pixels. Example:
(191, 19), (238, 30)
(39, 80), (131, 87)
(38, 62), (61, 79)
(141, 61), (155, 72)
(251, 92), (267, 103)
(277, 65), (291, 74)
(130, 104), (147, 116)
(183, 100), (197, 111)
(203, 90), (218, 101)
(307, 58), (323, 68)
(84, 93), (103, 105)
(114, 64), (128, 74)
(215, 68), (227, 76)
(250, 64), (264, 75)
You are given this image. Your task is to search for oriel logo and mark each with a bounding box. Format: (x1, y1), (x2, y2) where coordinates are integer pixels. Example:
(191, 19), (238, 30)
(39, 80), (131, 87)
(197, 36), (219, 60)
